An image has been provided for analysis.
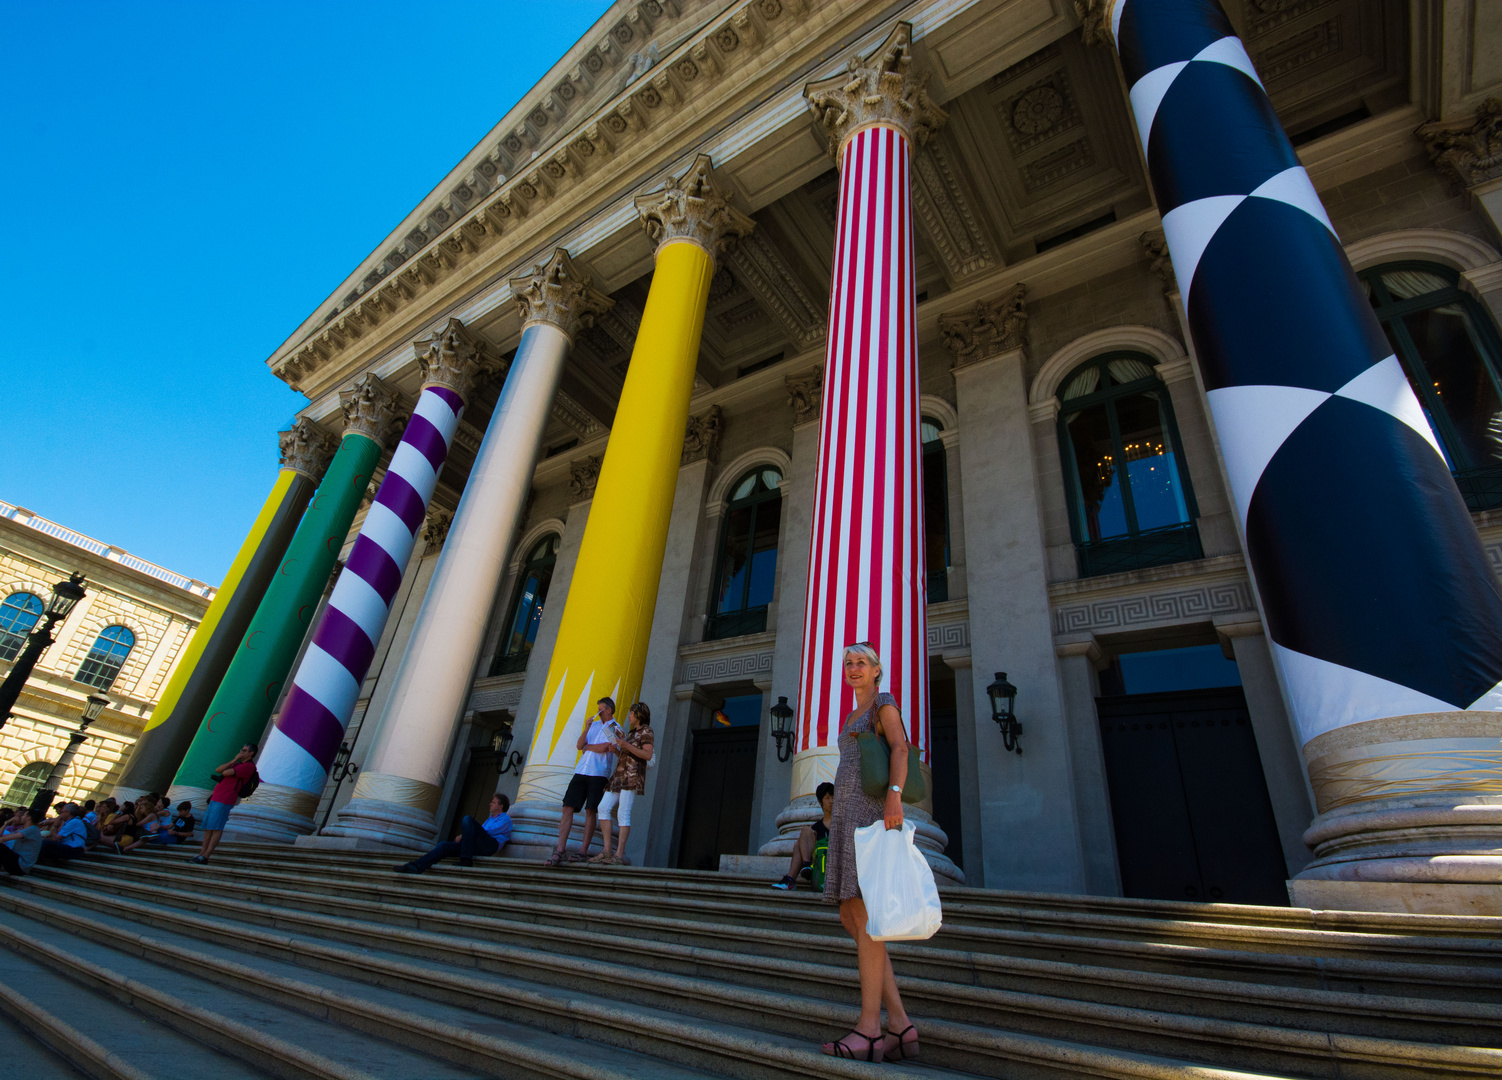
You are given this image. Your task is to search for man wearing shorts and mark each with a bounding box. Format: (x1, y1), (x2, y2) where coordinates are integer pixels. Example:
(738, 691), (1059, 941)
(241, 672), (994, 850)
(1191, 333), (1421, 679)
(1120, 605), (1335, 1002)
(191, 743), (256, 865)
(543, 697), (618, 867)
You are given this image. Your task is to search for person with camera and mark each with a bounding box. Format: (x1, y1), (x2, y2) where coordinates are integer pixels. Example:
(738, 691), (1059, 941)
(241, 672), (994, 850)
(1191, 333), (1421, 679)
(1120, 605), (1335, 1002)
(190, 743), (257, 865)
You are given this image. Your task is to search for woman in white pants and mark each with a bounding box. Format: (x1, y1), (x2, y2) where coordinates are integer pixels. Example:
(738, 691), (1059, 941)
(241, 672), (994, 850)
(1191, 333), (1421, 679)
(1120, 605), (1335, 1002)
(594, 702), (654, 864)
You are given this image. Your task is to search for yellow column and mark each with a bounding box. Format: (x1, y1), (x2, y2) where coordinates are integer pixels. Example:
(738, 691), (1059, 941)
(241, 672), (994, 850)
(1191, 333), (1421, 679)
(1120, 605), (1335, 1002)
(514, 155), (752, 813)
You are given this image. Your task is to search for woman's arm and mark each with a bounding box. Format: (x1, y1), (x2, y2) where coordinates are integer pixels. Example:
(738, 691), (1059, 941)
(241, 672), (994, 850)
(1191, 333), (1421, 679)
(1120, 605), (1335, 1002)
(616, 738), (653, 760)
(878, 703), (908, 830)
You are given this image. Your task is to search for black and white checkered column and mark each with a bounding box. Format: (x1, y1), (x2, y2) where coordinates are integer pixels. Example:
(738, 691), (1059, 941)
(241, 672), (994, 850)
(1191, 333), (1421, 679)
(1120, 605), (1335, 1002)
(1109, 0), (1502, 748)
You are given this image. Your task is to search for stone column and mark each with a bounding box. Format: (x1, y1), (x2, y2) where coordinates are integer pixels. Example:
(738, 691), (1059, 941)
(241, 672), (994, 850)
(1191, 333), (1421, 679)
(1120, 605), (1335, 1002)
(167, 374), (404, 809)
(322, 254), (611, 849)
(1053, 633), (1121, 896)
(508, 156), (752, 850)
(113, 421), (335, 801)
(230, 321), (495, 842)
(1105, 1), (1502, 914)
(1418, 98), (1502, 247)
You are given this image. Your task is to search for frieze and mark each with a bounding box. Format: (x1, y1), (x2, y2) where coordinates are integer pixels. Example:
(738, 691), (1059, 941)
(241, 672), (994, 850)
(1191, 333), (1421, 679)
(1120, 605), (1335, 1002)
(913, 139), (996, 281)
(926, 619), (970, 654)
(1053, 581), (1255, 635)
(683, 648), (774, 685)
(468, 677), (525, 713)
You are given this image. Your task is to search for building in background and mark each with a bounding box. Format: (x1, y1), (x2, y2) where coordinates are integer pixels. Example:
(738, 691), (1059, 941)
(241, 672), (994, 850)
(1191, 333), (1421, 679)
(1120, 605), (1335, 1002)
(0, 502), (211, 807)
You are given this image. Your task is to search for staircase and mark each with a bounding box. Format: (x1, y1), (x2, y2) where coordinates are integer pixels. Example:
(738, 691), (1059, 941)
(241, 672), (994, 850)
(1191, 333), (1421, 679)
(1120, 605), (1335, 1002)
(1, 846), (1500, 1080)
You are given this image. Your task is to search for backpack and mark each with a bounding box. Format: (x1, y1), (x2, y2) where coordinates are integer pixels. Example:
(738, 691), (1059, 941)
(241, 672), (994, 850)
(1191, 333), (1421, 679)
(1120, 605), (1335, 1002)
(83, 817), (101, 848)
(238, 767), (260, 800)
(810, 834), (829, 891)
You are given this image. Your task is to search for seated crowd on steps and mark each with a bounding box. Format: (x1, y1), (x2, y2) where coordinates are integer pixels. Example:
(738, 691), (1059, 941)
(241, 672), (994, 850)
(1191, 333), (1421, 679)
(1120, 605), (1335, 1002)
(1, 795), (198, 875)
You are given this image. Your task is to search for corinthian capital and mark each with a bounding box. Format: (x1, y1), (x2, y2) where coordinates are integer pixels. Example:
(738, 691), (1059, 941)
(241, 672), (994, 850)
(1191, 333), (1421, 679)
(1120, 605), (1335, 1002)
(804, 22), (946, 158)
(1418, 98), (1502, 191)
(634, 154), (754, 259)
(417, 317), (496, 401)
(938, 285), (1028, 369)
(339, 372), (407, 448)
(509, 249), (614, 343)
(1074, 1), (1117, 47)
(277, 418), (339, 482)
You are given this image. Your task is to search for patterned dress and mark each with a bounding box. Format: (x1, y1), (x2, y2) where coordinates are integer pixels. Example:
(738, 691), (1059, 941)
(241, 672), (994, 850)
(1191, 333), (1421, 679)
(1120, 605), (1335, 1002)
(823, 692), (895, 904)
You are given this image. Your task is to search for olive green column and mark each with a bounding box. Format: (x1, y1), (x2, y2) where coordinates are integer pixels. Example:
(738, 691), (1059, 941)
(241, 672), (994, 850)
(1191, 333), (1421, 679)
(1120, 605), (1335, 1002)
(167, 375), (404, 807)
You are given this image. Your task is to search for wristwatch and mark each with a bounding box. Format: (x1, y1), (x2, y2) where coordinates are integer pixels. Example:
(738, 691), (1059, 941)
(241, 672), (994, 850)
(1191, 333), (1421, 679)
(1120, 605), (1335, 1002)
(890, 785), (902, 794)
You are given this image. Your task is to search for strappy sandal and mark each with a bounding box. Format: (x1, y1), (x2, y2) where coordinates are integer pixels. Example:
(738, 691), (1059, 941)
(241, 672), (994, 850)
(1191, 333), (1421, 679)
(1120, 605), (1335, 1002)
(542, 849), (565, 867)
(881, 1024), (920, 1061)
(821, 1028), (883, 1062)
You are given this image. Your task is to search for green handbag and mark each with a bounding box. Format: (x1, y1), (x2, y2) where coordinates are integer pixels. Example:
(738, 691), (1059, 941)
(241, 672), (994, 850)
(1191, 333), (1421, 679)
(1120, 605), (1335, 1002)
(855, 712), (927, 804)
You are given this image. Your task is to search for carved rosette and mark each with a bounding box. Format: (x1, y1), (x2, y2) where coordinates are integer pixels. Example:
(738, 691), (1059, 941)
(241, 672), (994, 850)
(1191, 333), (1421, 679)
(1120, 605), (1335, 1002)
(1139, 230), (1178, 291)
(681, 405), (723, 467)
(338, 373), (407, 448)
(803, 22), (946, 158)
(634, 154), (754, 258)
(938, 285), (1028, 369)
(509, 248), (614, 343)
(277, 418), (339, 482)
(417, 317), (496, 400)
(421, 509), (452, 550)
(1417, 98), (1502, 191)
(785, 367), (824, 427)
(569, 455), (602, 500)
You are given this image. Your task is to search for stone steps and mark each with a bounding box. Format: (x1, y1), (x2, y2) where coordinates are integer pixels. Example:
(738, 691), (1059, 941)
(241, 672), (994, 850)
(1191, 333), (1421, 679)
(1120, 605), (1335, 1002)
(2, 848), (1499, 1079)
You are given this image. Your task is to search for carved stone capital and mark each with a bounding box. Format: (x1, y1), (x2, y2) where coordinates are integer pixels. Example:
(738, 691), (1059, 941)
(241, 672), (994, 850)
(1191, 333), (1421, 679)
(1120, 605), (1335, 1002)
(422, 509), (452, 550)
(339, 373), (407, 448)
(938, 285), (1028, 369)
(785, 366), (824, 427)
(509, 248), (614, 343)
(277, 418), (339, 482)
(682, 405), (723, 467)
(803, 22), (946, 158)
(634, 154), (754, 258)
(1074, 1), (1118, 47)
(1139, 230), (1178, 291)
(569, 455), (602, 500)
(417, 317), (495, 400)
(1417, 98), (1502, 191)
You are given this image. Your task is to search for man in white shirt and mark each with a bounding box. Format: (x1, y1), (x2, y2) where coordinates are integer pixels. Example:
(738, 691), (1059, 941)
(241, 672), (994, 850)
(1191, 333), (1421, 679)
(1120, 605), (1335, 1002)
(543, 697), (618, 867)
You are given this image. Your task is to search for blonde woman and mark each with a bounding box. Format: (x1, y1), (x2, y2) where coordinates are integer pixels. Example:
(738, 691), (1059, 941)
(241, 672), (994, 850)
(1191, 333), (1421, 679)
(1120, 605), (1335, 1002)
(819, 642), (919, 1063)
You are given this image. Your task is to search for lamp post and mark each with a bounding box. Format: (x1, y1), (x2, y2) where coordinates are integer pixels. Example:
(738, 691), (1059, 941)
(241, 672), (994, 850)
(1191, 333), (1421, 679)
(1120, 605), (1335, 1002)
(986, 672), (1022, 755)
(0, 572), (87, 733)
(492, 726), (524, 776)
(769, 696), (797, 763)
(30, 693), (110, 815)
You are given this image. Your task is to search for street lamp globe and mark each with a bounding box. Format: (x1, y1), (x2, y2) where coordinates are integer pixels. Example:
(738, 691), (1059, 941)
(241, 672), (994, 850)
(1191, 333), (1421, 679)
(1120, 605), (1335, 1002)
(82, 694), (111, 725)
(47, 573), (87, 619)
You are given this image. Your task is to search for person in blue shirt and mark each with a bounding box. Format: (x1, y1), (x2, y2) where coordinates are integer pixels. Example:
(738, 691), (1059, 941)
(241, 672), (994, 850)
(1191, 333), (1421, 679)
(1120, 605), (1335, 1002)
(0, 808), (43, 875)
(37, 803), (88, 863)
(395, 793), (512, 874)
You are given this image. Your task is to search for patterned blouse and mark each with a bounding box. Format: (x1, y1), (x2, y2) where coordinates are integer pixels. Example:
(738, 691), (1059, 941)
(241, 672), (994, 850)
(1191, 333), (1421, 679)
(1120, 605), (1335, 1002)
(608, 726), (654, 794)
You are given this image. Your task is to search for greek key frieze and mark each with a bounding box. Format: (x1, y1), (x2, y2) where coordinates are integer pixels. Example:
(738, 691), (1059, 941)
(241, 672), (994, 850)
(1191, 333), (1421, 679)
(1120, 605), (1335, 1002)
(1053, 581), (1253, 635)
(926, 620), (970, 653)
(682, 649), (774, 685)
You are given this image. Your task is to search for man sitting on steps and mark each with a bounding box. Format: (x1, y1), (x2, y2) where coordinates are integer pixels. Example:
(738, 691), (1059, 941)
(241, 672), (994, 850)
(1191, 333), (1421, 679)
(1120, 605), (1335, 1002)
(395, 794), (513, 874)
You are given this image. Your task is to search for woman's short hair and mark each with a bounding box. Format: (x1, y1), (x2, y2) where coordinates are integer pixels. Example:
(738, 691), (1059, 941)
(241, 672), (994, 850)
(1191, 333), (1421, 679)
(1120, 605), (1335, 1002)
(629, 701), (651, 725)
(843, 641), (884, 683)
(816, 781), (835, 802)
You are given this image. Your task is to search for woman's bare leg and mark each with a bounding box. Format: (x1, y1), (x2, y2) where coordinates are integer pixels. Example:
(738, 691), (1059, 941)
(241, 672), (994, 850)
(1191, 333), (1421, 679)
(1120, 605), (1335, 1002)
(598, 815), (614, 856)
(614, 823), (631, 857)
(828, 897), (885, 1047)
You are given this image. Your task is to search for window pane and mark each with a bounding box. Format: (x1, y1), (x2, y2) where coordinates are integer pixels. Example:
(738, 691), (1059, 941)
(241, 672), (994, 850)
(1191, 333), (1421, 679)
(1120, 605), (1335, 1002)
(920, 420), (942, 444)
(1402, 304), (1502, 470)
(732, 475), (756, 501)
(503, 566), (553, 658)
(715, 506), (754, 613)
(0, 593), (42, 662)
(1115, 392), (1192, 531)
(1061, 365), (1101, 401)
(922, 447), (949, 583)
(1065, 402), (1129, 541)
(746, 500), (781, 609)
(1381, 269), (1452, 301)
(75, 626), (134, 690)
(760, 468), (782, 490)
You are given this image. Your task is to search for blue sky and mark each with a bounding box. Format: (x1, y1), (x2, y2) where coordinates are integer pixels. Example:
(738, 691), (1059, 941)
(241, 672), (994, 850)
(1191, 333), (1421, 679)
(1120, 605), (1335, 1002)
(0, 1), (611, 585)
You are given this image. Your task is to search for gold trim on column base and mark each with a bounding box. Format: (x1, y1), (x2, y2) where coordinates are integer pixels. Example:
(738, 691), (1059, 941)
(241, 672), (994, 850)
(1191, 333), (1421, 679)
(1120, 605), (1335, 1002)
(348, 771), (442, 814)
(1304, 711), (1502, 815)
(515, 763), (576, 806)
(236, 782), (319, 818)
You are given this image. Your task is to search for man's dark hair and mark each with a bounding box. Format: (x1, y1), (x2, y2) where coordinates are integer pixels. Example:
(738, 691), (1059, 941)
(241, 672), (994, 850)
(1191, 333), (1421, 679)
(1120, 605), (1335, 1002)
(816, 782), (835, 802)
(177, 801), (191, 811)
(146, 792), (161, 803)
(597, 697), (615, 714)
(83, 799), (96, 812)
(241, 743), (257, 754)
(493, 793), (510, 812)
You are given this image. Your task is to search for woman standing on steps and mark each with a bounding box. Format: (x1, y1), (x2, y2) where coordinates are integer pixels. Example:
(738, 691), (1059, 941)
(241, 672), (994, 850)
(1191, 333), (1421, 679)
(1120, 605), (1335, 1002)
(819, 642), (920, 1064)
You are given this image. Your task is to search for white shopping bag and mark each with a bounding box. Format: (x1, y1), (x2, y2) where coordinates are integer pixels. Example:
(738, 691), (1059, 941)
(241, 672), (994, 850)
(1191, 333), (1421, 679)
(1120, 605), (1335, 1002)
(853, 820), (942, 941)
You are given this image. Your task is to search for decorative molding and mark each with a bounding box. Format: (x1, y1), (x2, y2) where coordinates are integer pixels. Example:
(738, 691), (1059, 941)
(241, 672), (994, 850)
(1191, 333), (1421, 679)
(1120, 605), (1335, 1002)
(568, 455), (602, 500)
(926, 618), (970, 654)
(1486, 541), (1502, 582)
(706, 446), (793, 510)
(416, 317), (496, 399)
(634, 153), (754, 257)
(938, 284), (1028, 369)
(681, 405), (723, 467)
(1054, 581), (1254, 635)
(1417, 97), (1502, 191)
(338, 373), (407, 448)
(508, 517), (566, 574)
(785, 366), (824, 427)
(468, 678), (525, 713)
(804, 21), (946, 156)
(421, 509), (452, 551)
(913, 139), (996, 281)
(683, 648), (774, 685)
(1030, 325), (1188, 405)
(1139, 230), (1178, 291)
(509, 248), (613, 343)
(918, 394), (959, 433)
(1074, 0), (1115, 47)
(277, 418), (339, 482)
(1343, 228), (1501, 273)
(551, 390), (605, 439)
(726, 230), (826, 348)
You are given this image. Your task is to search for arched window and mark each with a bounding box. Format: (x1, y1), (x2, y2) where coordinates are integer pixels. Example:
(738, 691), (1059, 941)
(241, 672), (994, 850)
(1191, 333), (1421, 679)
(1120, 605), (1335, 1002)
(1359, 261), (1502, 510)
(707, 467), (783, 641)
(3, 761), (52, 808)
(74, 626), (135, 690)
(489, 535), (560, 676)
(1058, 352), (1201, 577)
(921, 418), (951, 603)
(0, 592), (43, 662)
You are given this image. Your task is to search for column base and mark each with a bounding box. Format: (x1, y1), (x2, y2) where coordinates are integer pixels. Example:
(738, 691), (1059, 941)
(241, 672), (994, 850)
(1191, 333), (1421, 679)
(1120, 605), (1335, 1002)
(757, 793), (966, 886)
(497, 800), (607, 861)
(1288, 878), (1502, 916)
(219, 783), (320, 845)
(314, 796), (437, 853)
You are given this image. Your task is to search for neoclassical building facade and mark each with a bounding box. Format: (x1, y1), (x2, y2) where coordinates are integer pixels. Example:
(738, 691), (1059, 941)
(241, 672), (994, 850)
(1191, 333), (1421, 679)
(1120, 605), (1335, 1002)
(118, 0), (1502, 910)
(0, 502), (211, 808)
